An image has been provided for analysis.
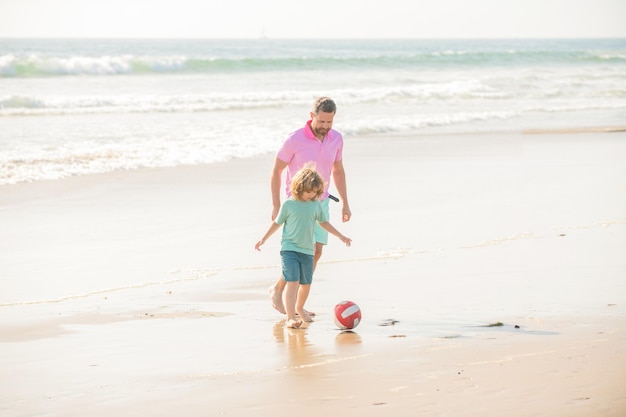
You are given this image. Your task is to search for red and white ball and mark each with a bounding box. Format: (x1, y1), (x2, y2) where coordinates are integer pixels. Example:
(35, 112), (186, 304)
(334, 300), (362, 330)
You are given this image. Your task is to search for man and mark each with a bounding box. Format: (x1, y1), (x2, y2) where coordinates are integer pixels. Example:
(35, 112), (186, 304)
(269, 96), (352, 315)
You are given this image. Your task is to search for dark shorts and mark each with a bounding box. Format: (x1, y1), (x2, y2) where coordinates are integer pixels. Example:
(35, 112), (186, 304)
(280, 250), (314, 285)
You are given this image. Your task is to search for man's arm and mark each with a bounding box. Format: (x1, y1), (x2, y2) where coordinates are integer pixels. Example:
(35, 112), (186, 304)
(270, 158), (288, 221)
(332, 159), (351, 222)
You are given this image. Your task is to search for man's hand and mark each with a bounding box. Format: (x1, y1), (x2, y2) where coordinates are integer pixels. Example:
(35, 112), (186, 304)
(342, 205), (352, 222)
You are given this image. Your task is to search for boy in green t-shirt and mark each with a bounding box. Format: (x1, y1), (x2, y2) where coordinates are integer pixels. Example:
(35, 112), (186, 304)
(255, 165), (351, 329)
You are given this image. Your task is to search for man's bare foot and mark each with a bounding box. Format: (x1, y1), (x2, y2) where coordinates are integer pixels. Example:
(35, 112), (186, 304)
(297, 310), (314, 323)
(286, 318), (302, 329)
(269, 286), (286, 314)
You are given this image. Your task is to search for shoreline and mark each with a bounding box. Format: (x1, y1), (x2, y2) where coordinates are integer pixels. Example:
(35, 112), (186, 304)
(2, 124), (626, 190)
(523, 125), (626, 134)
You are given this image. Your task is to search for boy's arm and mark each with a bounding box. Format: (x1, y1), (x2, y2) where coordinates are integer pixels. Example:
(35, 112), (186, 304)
(255, 222), (281, 251)
(319, 222), (351, 247)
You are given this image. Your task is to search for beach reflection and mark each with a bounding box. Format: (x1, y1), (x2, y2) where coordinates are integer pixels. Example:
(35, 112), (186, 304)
(334, 330), (362, 346)
(272, 320), (313, 368)
(273, 320), (364, 368)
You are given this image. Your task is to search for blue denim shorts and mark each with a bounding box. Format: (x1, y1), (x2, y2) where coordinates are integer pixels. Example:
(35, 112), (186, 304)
(280, 250), (314, 285)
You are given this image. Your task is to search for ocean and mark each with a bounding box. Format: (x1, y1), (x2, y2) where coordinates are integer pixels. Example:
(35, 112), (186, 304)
(1, 38), (625, 185)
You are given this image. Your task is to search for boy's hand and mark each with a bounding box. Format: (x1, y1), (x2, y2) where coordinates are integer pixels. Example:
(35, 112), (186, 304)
(341, 236), (352, 247)
(254, 240), (264, 251)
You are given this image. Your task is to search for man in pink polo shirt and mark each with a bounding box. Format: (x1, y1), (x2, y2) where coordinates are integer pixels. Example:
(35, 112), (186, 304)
(269, 97), (352, 317)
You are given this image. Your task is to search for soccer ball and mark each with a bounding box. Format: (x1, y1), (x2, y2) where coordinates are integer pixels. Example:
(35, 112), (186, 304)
(334, 300), (362, 330)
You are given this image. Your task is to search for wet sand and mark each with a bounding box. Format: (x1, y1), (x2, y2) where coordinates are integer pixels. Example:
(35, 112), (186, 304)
(1, 129), (625, 416)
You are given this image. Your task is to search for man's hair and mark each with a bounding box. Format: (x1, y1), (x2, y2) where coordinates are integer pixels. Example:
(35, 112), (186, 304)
(312, 96), (336, 115)
(290, 164), (325, 201)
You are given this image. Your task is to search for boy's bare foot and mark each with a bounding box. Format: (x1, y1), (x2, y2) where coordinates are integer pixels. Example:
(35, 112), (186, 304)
(296, 309), (316, 318)
(269, 286), (286, 314)
(286, 319), (302, 329)
(297, 310), (314, 323)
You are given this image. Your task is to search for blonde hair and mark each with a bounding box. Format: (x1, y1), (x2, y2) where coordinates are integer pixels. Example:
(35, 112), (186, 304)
(290, 164), (325, 201)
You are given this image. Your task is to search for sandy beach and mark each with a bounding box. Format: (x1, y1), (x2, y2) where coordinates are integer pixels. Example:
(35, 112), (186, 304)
(1, 129), (625, 416)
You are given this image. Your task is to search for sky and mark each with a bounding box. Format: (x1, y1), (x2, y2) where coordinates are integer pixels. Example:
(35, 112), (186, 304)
(0, 0), (625, 39)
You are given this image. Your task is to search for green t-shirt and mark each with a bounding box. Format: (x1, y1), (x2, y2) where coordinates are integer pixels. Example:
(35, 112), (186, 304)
(275, 199), (329, 255)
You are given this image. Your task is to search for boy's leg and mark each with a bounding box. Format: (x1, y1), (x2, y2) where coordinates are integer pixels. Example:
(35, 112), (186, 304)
(269, 276), (317, 317)
(284, 281), (301, 328)
(271, 236), (326, 316)
(280, 251), (302, 328)
(295, 284), (313, 322)
(295, 252), (315, 323)
(270, 243), (321, 316)
(295, 242), (324, 318)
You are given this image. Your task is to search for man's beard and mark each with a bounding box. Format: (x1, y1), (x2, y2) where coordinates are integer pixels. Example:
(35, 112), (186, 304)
(314, 127), (329, 136)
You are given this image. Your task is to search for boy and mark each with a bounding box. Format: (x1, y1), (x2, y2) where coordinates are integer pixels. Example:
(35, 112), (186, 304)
(255, 165), (351, 328)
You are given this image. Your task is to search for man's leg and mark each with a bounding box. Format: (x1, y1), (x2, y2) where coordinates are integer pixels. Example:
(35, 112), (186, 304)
(269, 277), (287, 314)
(313, 242), (324, 270)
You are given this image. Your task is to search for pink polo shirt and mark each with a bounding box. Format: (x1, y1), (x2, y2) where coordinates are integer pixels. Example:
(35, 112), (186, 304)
(276, 120), (344, 199)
